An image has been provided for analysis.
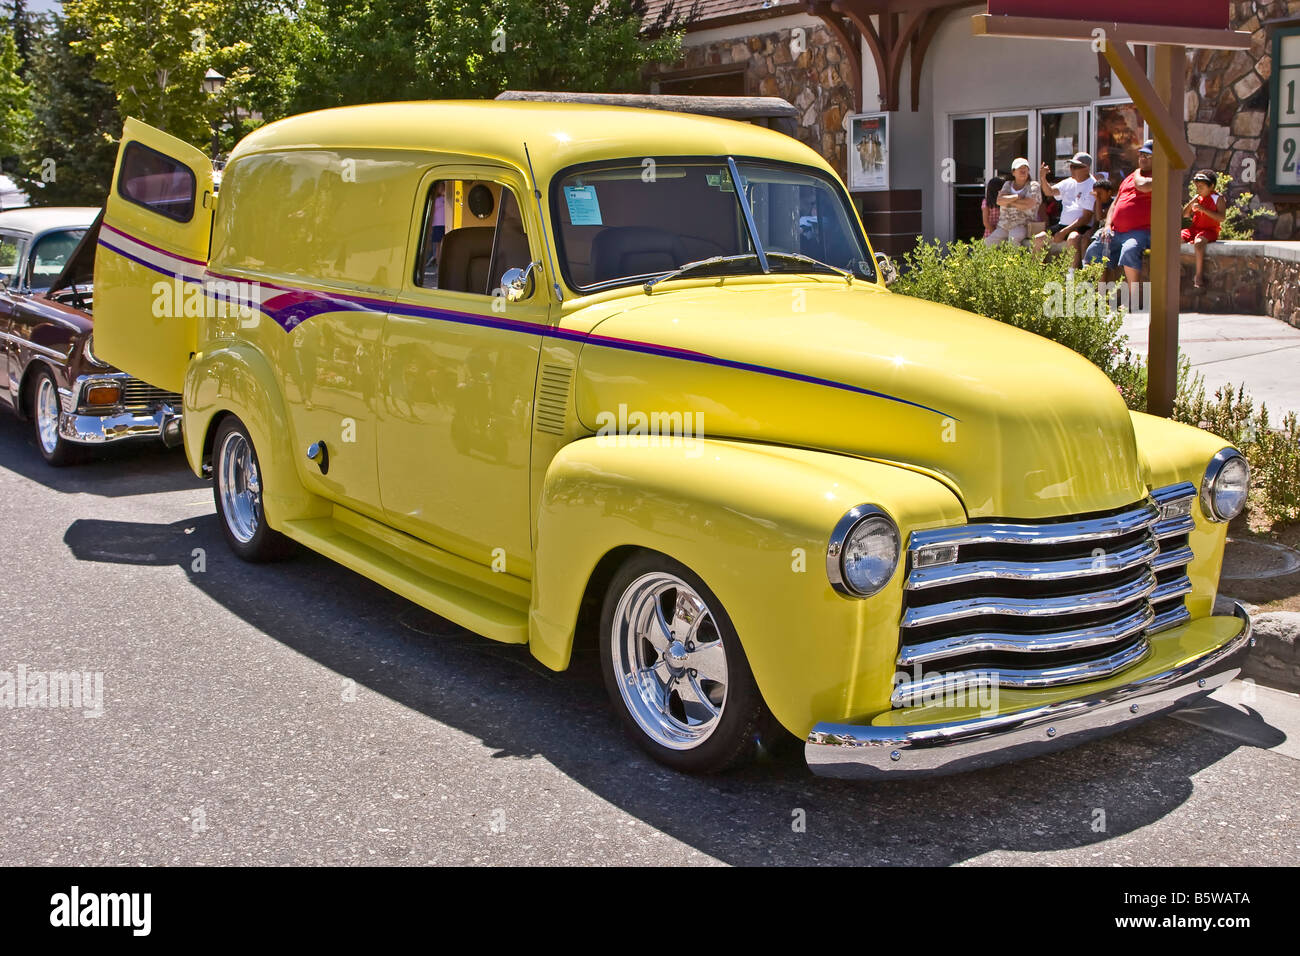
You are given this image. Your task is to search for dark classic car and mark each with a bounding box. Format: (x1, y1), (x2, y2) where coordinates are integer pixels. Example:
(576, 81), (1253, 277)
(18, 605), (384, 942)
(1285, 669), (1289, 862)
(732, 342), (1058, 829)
(0, 206), (182, 465)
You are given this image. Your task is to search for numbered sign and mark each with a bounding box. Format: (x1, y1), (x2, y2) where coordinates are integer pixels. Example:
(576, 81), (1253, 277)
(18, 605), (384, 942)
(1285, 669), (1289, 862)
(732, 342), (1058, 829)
(1272, 28), (1300, 195)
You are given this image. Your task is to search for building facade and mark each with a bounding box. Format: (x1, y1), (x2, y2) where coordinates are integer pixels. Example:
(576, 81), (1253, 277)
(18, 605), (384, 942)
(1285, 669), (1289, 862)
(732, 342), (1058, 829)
(645, 1), (1300, 253)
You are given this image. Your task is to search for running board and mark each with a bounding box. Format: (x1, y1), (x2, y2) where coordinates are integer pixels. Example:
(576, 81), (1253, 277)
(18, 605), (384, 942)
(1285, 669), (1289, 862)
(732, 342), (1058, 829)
(280, 510), (530, 645)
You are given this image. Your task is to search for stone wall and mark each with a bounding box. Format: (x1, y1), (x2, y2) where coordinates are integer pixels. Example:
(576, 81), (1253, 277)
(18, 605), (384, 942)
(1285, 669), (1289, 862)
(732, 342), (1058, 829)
(1174, 242), (1300, 324)
(644, 24), (856, 174)
(1186, 0), (1300, 239)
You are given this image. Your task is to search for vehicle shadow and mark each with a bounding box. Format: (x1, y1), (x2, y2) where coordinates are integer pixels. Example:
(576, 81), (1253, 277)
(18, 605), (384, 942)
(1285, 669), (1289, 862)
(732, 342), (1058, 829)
(64, 514), (1280, 865)
(0, 412), (201, 497)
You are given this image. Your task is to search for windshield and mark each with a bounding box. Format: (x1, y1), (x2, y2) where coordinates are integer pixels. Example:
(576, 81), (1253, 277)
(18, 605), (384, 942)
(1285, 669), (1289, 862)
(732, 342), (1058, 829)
(550, 158), (875, 293)
(27, 229), (86, 291)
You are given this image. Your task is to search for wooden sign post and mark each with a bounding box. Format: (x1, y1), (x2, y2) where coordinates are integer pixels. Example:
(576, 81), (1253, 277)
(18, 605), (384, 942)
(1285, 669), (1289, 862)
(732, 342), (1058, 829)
(973, 7), (1250, 417)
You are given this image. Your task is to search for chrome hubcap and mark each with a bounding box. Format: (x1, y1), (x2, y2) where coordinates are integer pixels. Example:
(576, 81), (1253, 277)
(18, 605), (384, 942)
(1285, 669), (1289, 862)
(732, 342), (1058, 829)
(611, 571), (729, 750)
(35, 377), (60, 454)
(218, 431), (261, 544)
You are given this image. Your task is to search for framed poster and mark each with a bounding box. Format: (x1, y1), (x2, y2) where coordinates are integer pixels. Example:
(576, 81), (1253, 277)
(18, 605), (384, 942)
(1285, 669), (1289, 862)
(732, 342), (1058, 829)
(1270, 25), (1300, 196)
(847, 112), (889, 192)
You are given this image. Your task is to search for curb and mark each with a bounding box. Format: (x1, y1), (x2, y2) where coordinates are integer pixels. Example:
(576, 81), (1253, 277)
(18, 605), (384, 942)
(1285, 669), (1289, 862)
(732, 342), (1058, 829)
(1216, 596), (1300, 694)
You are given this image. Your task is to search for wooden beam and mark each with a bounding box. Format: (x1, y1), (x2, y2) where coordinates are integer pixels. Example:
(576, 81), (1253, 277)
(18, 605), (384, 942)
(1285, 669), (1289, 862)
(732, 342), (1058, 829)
(972, 13), (1252, 50)
(1147, 44), (1186, 418)
(1103, 39), (1195, 168)
(837, 2), (891, 109)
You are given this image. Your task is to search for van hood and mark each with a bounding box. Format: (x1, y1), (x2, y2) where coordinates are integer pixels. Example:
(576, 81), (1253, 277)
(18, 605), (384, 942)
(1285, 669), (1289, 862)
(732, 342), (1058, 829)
(571, 282), (1145, 519)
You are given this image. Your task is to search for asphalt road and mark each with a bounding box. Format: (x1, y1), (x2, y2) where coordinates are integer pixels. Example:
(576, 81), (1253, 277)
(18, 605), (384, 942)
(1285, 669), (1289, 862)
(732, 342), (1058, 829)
(1, 414), (1297, 866)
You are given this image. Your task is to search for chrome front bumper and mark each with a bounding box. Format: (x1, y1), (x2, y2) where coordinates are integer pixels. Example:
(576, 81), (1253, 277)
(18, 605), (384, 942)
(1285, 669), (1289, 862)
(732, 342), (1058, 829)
(58, 374), (183, 447)
(58, 404), (182, 446)
(805, 604), (1255, 779)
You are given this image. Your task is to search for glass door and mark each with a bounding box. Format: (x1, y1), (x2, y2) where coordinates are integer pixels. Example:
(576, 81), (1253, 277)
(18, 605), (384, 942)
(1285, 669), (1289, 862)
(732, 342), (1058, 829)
(1041, 108), (1087, 180)
(951, 114), (988, 241)
(992, 111), (1034, 179)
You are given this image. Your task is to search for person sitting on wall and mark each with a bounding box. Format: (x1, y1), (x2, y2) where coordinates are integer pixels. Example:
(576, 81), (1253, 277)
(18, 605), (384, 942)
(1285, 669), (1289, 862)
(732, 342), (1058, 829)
(1069, 176), (1116, 269)
(1032, 152), (1096, 256)
(984, 158), (1041, 246)
(1084, 140), (1154, 299)
(981, 176), (1005, 239)
(1182, 170), (1226, 290)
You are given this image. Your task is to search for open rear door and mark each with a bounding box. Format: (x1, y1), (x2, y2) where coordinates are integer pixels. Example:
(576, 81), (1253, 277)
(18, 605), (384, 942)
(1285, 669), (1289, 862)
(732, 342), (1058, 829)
(94, 118), (214, 393)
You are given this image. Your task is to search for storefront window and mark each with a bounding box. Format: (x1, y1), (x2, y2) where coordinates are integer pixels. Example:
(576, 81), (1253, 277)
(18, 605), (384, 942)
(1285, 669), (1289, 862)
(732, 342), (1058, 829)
(1093, 102), (1146, 184)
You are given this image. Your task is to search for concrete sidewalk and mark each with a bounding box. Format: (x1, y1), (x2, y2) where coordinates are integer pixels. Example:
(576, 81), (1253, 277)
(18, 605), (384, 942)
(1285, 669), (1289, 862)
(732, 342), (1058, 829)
(1121, 311), (1300, 418)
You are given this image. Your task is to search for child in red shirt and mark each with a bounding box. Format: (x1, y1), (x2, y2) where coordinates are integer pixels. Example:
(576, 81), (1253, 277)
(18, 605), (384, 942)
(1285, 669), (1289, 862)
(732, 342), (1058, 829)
(1182, 170), (1226, 289)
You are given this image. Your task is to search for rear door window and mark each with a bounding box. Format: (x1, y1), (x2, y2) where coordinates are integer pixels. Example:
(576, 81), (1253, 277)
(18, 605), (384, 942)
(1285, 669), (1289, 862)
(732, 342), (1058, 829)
(117, 141), (197, 222)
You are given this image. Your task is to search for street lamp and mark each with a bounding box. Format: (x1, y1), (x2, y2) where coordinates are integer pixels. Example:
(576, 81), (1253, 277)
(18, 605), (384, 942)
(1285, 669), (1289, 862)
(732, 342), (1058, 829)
(202, 68), (225, 95)
(202, 69), (226, 162)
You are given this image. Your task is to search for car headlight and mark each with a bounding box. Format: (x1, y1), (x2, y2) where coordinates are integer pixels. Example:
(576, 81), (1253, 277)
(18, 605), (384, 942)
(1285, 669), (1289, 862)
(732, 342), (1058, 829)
(827, 506), (900, 597)
(1200, 448), (1249, 523)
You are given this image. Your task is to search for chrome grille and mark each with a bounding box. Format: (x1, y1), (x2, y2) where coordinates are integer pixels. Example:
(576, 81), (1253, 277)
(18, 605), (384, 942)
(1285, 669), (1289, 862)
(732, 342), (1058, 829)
(121, 379), (182, 410)
(894, 482), (1196, 708)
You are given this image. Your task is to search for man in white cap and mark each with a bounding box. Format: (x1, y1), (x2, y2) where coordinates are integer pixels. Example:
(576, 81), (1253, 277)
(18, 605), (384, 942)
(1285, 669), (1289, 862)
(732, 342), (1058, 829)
(984, 158), (1042, 246)
(1033, 152), (1096, 257)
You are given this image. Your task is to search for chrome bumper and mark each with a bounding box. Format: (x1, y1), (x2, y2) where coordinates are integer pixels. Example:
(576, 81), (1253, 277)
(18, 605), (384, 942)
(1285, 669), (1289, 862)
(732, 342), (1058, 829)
(58, 404), (182, 447)
(805, 604), (1255, 779)
(58, 373), (183, 447)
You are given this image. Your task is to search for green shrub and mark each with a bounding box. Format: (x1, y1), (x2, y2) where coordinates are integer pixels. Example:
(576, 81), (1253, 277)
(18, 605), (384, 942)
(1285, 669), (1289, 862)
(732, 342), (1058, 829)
(892, 239), (1126, 376)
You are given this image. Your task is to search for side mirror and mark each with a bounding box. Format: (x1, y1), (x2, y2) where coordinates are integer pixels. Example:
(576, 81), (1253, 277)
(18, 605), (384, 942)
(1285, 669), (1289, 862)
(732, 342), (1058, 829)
(500, 261), (540, 303)
(874, 252), (899, 286)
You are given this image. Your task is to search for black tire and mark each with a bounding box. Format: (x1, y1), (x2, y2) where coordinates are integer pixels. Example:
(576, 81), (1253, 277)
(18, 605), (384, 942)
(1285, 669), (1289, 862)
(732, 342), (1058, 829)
(211, 416), (295, 562)
(28, 367), (80, 466)
(599, 551), (772, 774)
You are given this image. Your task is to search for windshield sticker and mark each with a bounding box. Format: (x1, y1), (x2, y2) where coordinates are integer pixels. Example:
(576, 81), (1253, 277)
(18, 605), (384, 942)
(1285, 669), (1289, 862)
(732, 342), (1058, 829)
(563, 185), (603, 226)
(706, 171), (735, 192)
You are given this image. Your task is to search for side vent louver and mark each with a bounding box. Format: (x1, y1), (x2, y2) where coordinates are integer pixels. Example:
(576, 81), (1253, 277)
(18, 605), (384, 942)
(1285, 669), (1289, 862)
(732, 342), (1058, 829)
(535, 362), (573, 436)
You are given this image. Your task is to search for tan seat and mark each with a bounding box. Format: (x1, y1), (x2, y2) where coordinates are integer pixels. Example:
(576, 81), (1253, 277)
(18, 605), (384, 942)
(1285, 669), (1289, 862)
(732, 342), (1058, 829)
(437, 227), (496, 294)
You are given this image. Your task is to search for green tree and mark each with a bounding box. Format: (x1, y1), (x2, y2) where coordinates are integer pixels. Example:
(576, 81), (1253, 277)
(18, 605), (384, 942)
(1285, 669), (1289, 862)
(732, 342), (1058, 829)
(423, 0), (684, 100)
(14, 15), (121, 206)
(64, 0), (251, 148)
(291, 0), (683, 112)
(291, 0), (445, 112)
(0, 22), (30, 161)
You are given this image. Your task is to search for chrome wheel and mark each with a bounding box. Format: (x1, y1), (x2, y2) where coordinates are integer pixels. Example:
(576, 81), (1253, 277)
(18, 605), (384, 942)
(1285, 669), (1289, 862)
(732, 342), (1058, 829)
(218, 430), (261, 545)
(35, 376), (61, 455)
(610, 571), (729, 750)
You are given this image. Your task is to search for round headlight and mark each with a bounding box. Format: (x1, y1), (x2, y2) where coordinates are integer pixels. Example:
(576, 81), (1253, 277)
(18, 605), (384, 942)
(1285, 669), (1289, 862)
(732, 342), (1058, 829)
(827, 506), (900, 597)
(1201, 449), (1249, 523)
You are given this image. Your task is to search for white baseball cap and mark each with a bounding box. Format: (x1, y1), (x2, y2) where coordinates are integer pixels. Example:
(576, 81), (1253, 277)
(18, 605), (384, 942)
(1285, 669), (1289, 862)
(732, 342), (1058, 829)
(1011, 157), (1031, 171)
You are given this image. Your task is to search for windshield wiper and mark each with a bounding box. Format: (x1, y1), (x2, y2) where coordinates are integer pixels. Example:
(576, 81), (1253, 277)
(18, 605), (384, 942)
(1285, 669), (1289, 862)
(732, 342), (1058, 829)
(765, 251), (855, 285)
(643, 253), (760, 293)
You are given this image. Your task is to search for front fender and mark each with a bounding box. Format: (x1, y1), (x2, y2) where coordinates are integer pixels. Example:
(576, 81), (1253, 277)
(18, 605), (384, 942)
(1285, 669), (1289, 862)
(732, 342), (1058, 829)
(530, 436), (965, 737)
(1130, 411), (1235, 619)
(184, 343), (328, 528)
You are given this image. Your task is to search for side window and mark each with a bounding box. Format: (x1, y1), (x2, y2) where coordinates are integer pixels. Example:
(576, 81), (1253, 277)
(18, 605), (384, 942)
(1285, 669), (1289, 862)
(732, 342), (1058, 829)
(118, 141), (197, 223)
(415, 179), (532, 296)
(0, 233), (25, 285)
